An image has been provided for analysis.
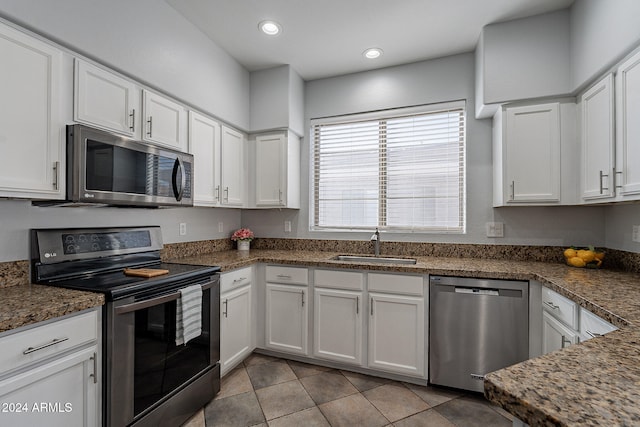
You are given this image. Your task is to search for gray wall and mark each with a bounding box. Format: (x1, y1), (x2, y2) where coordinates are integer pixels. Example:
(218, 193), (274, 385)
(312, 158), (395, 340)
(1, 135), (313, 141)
(0, 0), (251, 130)
(242, 53), (605, 247)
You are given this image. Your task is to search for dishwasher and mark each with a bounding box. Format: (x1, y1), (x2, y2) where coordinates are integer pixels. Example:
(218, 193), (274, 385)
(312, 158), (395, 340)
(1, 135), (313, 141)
(429, 275), (529, 392)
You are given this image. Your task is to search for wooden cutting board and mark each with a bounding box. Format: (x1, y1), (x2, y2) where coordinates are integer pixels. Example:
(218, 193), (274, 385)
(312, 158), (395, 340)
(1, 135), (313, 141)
(123, 268), (170, 278)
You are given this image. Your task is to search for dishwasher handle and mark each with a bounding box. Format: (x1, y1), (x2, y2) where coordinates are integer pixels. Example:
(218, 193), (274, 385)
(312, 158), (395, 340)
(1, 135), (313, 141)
(454, 287), (500, 296)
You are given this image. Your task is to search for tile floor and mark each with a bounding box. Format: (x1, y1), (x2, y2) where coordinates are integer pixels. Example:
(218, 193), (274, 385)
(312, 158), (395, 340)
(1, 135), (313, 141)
(182, 353), (514, 427)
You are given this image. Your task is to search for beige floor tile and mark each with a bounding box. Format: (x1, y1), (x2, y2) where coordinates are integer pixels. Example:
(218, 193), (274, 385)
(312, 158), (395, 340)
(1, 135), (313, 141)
(318, 393), (389, 427)
(256, 380), (315, 420)
(404, 383), (463, 407)
(393, 409), (456, 427)
(300, 371), (359, 404)
(287, 360), (334, 379)
(267, 407), (330, 427)
(204, 391), (265, 427)
(340, 370), (392, 392)
(181, 408), (205, 427)
(216, 366), (254, 400)
(362, 384), (429, 422)
(244, 353), (279, 367)
(247, 359), (297, 389)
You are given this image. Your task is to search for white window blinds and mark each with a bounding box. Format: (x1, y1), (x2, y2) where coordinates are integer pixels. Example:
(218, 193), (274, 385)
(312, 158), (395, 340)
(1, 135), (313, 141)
(311, 102), (465, 232)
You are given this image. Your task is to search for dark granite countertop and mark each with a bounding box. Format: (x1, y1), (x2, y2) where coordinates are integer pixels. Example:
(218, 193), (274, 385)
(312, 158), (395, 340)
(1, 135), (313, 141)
(2, 248), (638, 425)
(174, 249), (640, 426)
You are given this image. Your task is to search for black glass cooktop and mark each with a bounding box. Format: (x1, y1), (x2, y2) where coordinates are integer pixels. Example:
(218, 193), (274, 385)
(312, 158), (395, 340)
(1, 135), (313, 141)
(44, 262), (220, 301)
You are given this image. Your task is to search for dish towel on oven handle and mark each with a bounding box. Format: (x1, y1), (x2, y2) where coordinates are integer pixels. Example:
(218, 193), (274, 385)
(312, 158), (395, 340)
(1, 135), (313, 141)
(175, 284), (203, 346)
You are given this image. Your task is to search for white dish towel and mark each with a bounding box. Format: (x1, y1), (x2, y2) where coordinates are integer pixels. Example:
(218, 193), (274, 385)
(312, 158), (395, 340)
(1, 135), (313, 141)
(175, 284), (203, 346)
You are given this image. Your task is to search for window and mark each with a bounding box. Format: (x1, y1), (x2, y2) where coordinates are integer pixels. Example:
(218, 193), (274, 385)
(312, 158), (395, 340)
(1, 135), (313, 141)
(311, 101), (465, 233)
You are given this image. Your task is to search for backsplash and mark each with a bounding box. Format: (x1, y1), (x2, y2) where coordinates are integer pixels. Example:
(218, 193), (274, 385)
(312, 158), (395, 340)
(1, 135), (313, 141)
(3, 239), (639, 288)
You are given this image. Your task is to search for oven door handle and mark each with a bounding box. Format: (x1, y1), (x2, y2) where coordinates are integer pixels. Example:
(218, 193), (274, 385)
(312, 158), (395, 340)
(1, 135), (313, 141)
(115, 281), (214, 315)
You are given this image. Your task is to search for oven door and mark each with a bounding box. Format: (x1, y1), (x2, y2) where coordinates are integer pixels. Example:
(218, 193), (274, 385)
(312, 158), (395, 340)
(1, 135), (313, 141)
(68, 124), (193, 207)
(107, 276), (220, 427)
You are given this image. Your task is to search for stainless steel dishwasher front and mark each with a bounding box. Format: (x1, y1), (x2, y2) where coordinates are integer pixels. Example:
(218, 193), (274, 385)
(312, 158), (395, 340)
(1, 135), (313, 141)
(429, 275), (529, 392)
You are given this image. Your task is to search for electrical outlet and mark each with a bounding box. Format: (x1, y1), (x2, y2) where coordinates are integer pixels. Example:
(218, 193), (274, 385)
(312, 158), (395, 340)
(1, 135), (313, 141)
(179, 223), (187, 236)
(284, 220), (292, 233)
(633, 225), (640, 243)
(218, 222), (224, 233)
(486, 222), (504, 238)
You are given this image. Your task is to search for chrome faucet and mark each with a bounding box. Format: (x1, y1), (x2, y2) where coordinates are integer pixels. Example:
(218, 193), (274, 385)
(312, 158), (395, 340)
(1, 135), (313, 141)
(370, 228), (380, 257)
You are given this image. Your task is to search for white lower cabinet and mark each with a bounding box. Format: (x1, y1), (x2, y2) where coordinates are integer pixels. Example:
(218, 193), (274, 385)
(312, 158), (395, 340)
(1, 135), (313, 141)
(220, 285), (252, 376)
(0, 309), (100, 427)
(368, 293), (425, 377)
(265, 284), (308, 355)
(313, 288), (363, 365)
(220, 267), (254, 376)
(264, 266), (310, 356)
(542, 311), (579, 354)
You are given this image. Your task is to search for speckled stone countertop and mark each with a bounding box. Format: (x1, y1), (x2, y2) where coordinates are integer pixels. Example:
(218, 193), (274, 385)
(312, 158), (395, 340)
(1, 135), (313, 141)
(0, 284), (105, 334)
(174, 249), (640, 426)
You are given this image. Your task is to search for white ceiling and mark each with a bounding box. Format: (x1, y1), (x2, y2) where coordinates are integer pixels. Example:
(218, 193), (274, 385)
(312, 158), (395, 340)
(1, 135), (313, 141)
(166, 0), (574, 81)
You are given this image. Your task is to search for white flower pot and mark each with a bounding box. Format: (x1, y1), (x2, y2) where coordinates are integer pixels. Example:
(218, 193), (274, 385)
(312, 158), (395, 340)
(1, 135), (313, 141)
(237, 240), (250, 251)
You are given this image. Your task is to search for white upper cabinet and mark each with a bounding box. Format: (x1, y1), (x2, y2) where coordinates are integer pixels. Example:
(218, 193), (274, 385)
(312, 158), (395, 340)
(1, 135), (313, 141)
(188, 111), (221, 206)
(220, 125), (246, 207)
(253, 131), (300, 208)
(493, 101), (576, 206)
(615, 50), (640, 198)
(580, 73), (615, 201)
(74, 59), (139, 137)
(0, 22), (64, 199)
(142, 90), (188, 151)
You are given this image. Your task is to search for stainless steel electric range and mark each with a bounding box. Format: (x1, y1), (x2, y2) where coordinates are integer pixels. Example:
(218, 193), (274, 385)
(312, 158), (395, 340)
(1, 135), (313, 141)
(30, 226), (220, 427)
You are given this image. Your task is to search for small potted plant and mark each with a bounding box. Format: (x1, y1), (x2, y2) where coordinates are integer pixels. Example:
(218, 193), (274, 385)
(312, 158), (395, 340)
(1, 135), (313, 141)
(231, 228), (254, 251)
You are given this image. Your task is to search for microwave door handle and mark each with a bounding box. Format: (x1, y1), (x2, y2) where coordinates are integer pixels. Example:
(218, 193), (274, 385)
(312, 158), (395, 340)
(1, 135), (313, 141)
(172, 157), (186, 201)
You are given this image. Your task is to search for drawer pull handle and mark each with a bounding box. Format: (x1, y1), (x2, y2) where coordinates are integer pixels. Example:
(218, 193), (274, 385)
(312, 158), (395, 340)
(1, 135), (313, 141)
(223, 299), (228, 318)
(129, 109), (136, 132)
(586, 330), (603, 338)
(277, 274), (292, 279)
(561, 335), (572, 348)
(90, 352), (97, 384)
(23, 337), (69, 355)
(301, 290), (305, 307)
(543, 301), (559, 310)
(232, 277), (247, 284)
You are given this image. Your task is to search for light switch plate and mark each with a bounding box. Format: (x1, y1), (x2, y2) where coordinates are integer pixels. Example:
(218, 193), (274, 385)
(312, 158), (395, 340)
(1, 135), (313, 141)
(218, 222), (224, 232)
(486, 222), (504, 238)
(633, 225), (640, 243)
(284, 221), (292, 232)
(179, 223), (187, 236)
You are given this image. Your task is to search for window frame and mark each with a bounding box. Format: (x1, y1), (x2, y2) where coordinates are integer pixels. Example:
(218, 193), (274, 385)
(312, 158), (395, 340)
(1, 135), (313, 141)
(309, 101), (466, 234)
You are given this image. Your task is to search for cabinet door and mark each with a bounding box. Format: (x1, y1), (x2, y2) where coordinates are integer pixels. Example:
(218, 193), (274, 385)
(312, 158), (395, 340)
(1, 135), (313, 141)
(313, 288), (362, 365)
(265, 283), (308, 355)
(504, 103), (560, 203)
(581, 74), (615, 200)
(220, 126), (245, 206)
(74, 59), (139, 137)
(255, 134), (285, 206)
(189, 111), (221, 206)
(142, 90), (187, 150)
(221, 285), (252, 376)
(0, 347), (99, 427)
(0, 24), (63, 199)
(368, 293), (425, 377)
(542, 312), (579, 354)
(616, 51), (640, 197)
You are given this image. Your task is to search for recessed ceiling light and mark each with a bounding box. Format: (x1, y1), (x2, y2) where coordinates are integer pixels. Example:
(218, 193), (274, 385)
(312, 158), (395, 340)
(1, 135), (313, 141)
(259, 20), (281, 36)
(363, 48), (383, 59)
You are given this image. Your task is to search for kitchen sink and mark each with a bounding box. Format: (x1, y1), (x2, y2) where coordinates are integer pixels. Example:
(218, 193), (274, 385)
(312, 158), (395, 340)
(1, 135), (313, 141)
(332, 255), (417, 265)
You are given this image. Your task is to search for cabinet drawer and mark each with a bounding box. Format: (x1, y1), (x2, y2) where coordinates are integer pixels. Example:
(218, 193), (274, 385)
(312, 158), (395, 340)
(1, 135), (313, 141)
(368, 273), (424, 296)
(314, 269), (364, 291)
(580, 309), (617, 340)
(266, 265), (308, 285)
(542, 287), (578, 329)
(221, 266), (252, 293)
(0, 310), (98, 377)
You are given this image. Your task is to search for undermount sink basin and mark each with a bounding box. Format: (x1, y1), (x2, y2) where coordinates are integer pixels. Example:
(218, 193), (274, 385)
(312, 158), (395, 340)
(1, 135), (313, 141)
(332, 255), (417, 265)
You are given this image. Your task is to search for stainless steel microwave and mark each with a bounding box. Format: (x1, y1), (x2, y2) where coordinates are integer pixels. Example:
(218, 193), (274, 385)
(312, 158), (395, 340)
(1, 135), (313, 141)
(65, 124), (193, 207)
